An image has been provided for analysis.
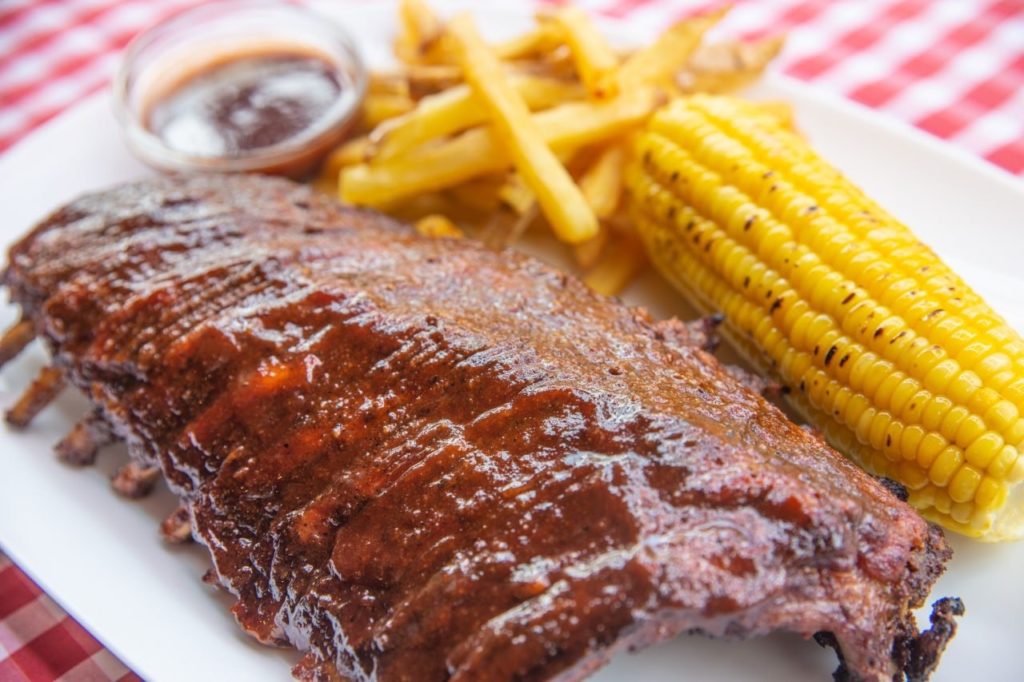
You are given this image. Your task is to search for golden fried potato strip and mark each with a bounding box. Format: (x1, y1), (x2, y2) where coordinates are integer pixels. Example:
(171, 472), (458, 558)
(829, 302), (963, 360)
(442, 14), (598, 243)
(678, 35), (785, 94)
(603, 7), (728, 92)
(373, 76), (585, 160)
(340, 90), (657, 209)
(554, 6), (620, 97)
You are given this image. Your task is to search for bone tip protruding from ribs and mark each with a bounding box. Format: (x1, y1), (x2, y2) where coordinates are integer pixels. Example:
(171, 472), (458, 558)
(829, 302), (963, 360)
(899, 597), (965, 682)
(0, 319), (35, 370)
(111, 460), (160, 498)
(815, 596), (964, 682)
(5, 365), (66, 428)
(160, 505), (195, 544)
(54, 412), (115, 466)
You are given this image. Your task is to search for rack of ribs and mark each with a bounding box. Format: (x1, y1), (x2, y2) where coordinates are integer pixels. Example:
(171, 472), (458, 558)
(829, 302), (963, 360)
(1, 175), (960, 681)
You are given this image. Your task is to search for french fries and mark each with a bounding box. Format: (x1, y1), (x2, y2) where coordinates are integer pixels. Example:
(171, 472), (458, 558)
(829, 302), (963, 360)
(678, 35), (786, 94)
(373, 76), (586, 160)
(583, 233), (647, 296)
(415, 214), (464, 239)
(446, 15), (599, 244)
(554, 6), (620, 97)
(341, 90), (658, 208)
(498, 173), (535, 216)
(579, 143), (626, 219)
(395, 0), (444, 63)
(362, 93), (416, 128)
(493, 23), (564, 62)
(604, 8), (728, 94)
(328, 1), (783, 294)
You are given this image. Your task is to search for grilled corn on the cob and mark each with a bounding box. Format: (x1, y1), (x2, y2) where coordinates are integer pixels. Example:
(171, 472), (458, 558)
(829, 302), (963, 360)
(627, 95), (1024, 540)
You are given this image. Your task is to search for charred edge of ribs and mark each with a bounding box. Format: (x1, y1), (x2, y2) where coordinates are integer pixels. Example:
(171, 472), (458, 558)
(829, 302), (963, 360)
(0, 319), (34, 369)
(877, 477), (911, 503)
(6, 366), (65, 428)
(896, 597), (965, 682)
(111, 461), (160, 498)
(656, 314), (784, 401)
(686, 312), (724, 352)
(816, 598), (964, 682)
(801, 423), (827, 445)
(812, 632), (848, 681)
(651, 314), (722, 353)
(721, 363), (786, 399)
(54, 411), (115, 466)
(161, 505), (194, 544)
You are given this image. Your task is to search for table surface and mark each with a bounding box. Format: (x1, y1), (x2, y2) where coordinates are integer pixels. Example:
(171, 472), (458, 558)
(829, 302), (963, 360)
(1, 0), (1022, 680)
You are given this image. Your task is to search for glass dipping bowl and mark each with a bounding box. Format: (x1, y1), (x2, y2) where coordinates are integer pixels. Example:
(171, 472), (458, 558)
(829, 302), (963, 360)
(114, 0), (367, 177)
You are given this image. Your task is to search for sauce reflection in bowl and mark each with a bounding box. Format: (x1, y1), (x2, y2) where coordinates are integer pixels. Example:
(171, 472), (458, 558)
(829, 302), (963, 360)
(115, 1), (367, 178)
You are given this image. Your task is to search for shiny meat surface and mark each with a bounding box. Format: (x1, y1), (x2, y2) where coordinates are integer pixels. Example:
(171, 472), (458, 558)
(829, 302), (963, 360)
(2, 175), (958, 681)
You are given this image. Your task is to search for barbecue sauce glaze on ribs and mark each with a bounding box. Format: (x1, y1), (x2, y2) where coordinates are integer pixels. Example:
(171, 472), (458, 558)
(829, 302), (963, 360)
(2, 175), (960, 681)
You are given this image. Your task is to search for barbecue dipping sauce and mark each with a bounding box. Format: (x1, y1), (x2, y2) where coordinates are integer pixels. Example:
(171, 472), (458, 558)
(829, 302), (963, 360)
(147, 53), (343, 157)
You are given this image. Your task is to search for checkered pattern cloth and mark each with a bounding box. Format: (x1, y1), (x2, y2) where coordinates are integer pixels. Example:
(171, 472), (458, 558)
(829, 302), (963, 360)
(1, 0), (1022, 679)
(0, 555), (139, 682)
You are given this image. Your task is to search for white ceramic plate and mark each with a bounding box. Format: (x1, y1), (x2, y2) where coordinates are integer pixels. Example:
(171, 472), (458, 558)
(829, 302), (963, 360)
(1, 2), (1022, 681)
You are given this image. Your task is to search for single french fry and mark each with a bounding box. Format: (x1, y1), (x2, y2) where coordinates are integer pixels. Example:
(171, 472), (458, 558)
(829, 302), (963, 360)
(554, 6), (620, 97)
(369, 72), (412, 97)
(396, 0), (444, 63)
(415, 214), (464, 239)
(482, 202), (540, 250)
(447, 14), (598, 244)
(677, 34), (785, 94)
(341, 89), (658, 208)
(579, 143), (625, 219)
(388, 192), (480, 225)
(363, 93), (416, 128)
(582, 233), (646, 296)
(604, 206), (635, 235)
(373, 76), (586, 161)
(495, 22), (564, 61)
(400, 63), (464, 98)
(323, 135), (371, 178)
(413, 19), (566, 66)
(573, 224), (609, 269)
(446, 174), (505, 213)
(498, 172), (535, 215)
(604, 7), (728, 91)
(312, 169), (339, 196)
(394, 30), (420, 65)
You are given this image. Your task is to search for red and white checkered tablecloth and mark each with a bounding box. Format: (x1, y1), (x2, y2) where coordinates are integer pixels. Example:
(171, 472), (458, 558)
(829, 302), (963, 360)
(1, 0), (1023, 680)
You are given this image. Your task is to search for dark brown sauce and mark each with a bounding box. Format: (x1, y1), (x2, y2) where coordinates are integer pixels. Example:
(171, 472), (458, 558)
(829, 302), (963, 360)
(147, 54), (342, 157)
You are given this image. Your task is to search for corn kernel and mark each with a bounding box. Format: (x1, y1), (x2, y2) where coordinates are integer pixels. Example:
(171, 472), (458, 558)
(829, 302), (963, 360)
(949, 464), (982, 503)
(951, 501), (973, 525)
(917, 432), (947, 469)
(964, 432), (1003, 470)
(899, 425), (925, 461)
(987, 445), (1019, 478)
(898, 461), (929, 490)
(954, 414), (986, 451)
(868, 411), (893, 451)
(946, 370), (982, 407)
(922, 359), (958, 396)
(1010, 456), (1024, 484)
(929, 446), (963, 487)
(920, 396), (953, 432)
(974, 476), (1006, 511)
(911, 485), (935, 510)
